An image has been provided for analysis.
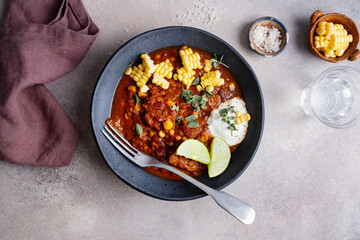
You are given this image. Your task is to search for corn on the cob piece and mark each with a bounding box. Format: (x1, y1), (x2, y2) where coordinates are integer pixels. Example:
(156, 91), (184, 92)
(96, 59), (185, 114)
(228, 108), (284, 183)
(200, 70), (224, 91)
(179, 47), (202, 71)
(154, 59), (174, 79)
(173, 67), (195, 89)
(140, 54), (156, 73)
(152, 73), (170, 89)
(314, 22), (353, 57)
(127, 53), (156, 88)
(203, 59), (213, 72)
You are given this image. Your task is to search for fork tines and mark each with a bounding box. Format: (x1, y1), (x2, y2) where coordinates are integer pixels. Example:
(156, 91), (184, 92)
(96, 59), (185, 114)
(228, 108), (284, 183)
(102, 123), (139, 159)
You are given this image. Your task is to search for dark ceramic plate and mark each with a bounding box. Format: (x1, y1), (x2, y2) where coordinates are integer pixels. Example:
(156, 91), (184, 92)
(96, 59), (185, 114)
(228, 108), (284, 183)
(91, 26), (264, 201)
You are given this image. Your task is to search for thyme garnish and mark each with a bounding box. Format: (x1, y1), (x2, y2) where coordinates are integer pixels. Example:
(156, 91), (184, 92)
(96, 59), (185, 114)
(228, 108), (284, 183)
(210, 53), (229, 68)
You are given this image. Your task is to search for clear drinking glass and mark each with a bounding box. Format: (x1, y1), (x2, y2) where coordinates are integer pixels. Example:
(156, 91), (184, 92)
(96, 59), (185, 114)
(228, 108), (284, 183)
(300, 66), (360, 128)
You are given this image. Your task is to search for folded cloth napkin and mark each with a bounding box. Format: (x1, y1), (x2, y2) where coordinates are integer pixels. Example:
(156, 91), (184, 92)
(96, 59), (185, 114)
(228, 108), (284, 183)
(0, 0), (99, 166)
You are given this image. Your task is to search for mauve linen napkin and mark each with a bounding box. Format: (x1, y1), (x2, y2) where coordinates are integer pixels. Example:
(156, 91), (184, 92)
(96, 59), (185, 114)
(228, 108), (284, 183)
(0, 0), (99, 166)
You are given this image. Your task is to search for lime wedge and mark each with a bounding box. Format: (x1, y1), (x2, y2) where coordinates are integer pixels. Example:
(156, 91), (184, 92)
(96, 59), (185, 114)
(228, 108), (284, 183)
(175, 139), (210, 164)
(208, 137), (231, 178)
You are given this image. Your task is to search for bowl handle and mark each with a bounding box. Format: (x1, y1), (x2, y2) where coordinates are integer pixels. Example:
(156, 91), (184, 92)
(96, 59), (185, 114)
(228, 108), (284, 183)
(349, 49), (360, 61)
(310, 10), (323, 25)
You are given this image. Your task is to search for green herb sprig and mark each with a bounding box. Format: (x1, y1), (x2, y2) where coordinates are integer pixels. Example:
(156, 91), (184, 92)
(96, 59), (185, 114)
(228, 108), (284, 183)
(192, 77), (200, 86)
(180, 89), (212, 111)
(135, 93), (141, 104)
(210, 53), (229, 68)
(219, 106), (238, 132)
(204, 89), (214, 97)
(185, 114), (199, 128)
(180, 89), (193, 103)
(135, 123), (143, 135)
(170, 104), (179, 112)
(176, 115), (182, 125)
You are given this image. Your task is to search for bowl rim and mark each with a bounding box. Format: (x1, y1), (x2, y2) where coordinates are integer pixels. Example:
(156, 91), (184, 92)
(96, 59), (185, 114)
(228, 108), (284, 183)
(309, 12), (360, 63)
(249, 16), (289, 57)
(91, 26), (264, 201)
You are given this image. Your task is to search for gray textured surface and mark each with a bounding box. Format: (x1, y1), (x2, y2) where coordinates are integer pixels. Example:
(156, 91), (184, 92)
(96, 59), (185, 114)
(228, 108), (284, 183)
(1, 1), (360, 239)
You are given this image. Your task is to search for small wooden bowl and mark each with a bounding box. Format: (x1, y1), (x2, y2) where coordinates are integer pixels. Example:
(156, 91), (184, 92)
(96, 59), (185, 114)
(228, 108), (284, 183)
(249, 16), (289, 57)
(309, 10), (360, 62)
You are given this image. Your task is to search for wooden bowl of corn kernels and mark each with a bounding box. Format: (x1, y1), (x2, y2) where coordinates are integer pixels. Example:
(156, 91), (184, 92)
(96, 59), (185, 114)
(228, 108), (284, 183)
(309, 10), (360, 63)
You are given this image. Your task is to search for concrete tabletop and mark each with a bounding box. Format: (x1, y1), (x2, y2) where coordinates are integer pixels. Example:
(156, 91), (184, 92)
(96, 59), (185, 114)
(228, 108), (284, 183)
(1, 1), (360, 239)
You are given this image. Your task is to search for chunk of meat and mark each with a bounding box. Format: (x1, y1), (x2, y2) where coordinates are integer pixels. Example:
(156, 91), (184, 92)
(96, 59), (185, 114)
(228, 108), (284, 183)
(169, 154), (205, 173)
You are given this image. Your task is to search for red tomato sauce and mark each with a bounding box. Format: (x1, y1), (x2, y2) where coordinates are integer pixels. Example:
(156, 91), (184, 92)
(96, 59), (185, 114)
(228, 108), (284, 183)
(107, 46), (243, 181)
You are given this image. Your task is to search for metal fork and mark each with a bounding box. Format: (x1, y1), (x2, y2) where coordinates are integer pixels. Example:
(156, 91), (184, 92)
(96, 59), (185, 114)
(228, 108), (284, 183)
(102, 123), (255, 224)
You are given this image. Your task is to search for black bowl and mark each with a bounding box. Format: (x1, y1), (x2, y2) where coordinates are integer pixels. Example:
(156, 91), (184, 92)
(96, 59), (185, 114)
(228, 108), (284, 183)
(91, 26), (264, 201)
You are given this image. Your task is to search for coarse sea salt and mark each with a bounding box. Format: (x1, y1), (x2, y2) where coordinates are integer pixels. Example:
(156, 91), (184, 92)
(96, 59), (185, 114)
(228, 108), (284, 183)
(252, 25), (282, 53)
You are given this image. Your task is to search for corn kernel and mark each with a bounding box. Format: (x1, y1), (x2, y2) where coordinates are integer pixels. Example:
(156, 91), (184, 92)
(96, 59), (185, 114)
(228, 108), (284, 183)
(125, 67), (132, 75)
(149, 130), (155, 137)
(335, 49), (345, 57)
(139, 85), (149, 93)
(138, 91), (149, 98)
(229, 82), (235, 90)
(169, 129), (175, 135)
(314, 41), (321, 48)
(161, 81), (170, 89)
(325, 49), (335, 58)
(163, 119), (173, 131)
(316, 28), (326, 36)
(166, 100), (175, 107)
(159, 130), (165, 138)
(207, 86), (214, 92)
(341, 42), (349, 51)
(199, 132), (208, 142)
(138, 64), (144, 71)
(175, 135), (182, 141)
(128, 85), (137, 93)
(318, 21), (326, 27)
(196, 85), (204, 92)
(182, 136), (187, 141)
(134, 103), (141, 112)
(239, 113), (251, 122)
(154, 54), (161, 60)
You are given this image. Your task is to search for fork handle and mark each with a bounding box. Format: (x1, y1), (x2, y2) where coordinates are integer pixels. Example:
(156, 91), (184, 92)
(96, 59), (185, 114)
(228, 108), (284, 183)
(156, 163), (255, 224)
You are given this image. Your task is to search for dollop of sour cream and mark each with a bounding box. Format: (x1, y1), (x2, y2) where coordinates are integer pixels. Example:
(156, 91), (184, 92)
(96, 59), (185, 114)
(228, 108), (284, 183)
(207, 97), (249, 146)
